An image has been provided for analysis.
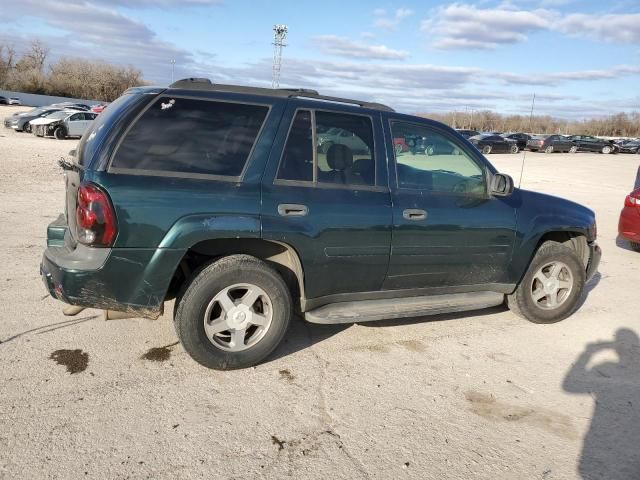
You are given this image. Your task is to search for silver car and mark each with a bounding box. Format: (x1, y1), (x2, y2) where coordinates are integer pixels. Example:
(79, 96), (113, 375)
(30, 111), (98, 139)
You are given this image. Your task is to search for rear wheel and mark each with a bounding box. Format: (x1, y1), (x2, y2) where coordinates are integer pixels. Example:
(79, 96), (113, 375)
(174, 255), (292, 370)
(544, 145), (554, 154)
(22, 122), (31, 133)
(482, 145), (492, 155)
(54, 126), (66, 140)
(507, 241), (585, 324)
(601, 145), (612, 154)
(510, 144), (519, 154)
(569, 145), (578, 154)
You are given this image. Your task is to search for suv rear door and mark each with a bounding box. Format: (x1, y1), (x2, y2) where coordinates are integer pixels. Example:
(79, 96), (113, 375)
(261, 103), (392, 303)
(384, 115), (517, 291)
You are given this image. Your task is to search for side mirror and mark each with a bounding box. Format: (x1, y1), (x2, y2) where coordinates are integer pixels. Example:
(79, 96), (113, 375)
(491, 173), (514, 197)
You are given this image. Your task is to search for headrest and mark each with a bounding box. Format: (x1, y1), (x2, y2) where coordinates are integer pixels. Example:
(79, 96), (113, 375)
(326, 144), (353, 171)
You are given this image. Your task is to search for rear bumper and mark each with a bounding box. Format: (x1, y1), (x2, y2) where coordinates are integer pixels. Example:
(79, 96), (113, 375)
(41, 216), (184, 319)
(586, 241), (601, 281)
(618, 207), (640, 243)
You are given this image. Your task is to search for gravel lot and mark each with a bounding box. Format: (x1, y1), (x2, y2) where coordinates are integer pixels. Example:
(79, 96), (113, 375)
(1, 106), (639, 480)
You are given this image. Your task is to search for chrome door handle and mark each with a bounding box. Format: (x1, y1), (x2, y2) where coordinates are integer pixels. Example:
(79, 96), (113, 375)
(278, 204), (309, 217)
(403, 208), (427, 221)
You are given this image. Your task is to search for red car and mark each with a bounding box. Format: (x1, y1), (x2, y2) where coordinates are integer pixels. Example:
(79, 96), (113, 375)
(619, 188), (640, 252)
(91, 104), (107, 113)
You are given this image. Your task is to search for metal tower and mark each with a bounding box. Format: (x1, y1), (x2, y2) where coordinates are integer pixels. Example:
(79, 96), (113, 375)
(272, 24), (288, 88)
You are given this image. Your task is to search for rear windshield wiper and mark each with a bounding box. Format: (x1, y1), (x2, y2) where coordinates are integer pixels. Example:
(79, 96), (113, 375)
(58, 157), (81, 172)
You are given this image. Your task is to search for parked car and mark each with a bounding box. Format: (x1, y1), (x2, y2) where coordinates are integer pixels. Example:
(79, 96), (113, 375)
(0, 96), (7, 105)
(51, 102), (91, 111)
(526, 135), (577, 153)
(468, 134), (519, 154)
(91, 104), (107, 113)
(317, 126), (370, 154)
(8, 97), (21, 105)
(3, 107), (63, 132)
(456, 129), (479, 139)
(40, 79), (601, 370)
(618, 140), (640, 154)
(393, 137), (409, 153)
(505, 133), (531, 151)
(618, 188), (640, 251)
(30, 110), (98, 139)
(567, 135), (618, 154)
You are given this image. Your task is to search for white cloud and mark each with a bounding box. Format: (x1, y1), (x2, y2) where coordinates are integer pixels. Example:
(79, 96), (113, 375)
(423, 3), (552, 50)
(312, 35), (409, 60)
(423, 3), (640, 50)
(374, 7), (414, 31)
(556, 13), (640, 43)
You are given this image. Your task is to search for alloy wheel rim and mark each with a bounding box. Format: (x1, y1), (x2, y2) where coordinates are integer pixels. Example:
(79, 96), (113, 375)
(203, 283), (273, 352)
(530, 261), (574, 310)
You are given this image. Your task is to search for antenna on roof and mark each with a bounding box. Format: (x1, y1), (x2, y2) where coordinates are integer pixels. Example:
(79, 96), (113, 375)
(517, 93), (536, 188)
(272, 25), (288, 89)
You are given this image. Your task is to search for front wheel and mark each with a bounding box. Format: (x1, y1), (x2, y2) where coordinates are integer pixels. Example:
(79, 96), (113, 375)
(601, 145), (612, 154)
(510, 144), (519, 154)
(174, 255), (291, 370)
(544, 145), (554, 154)
(54, 126), (67, 140)
(22, 122), (31, 133)
(569, 145), (578, 154)
(507, 241), (586, 324)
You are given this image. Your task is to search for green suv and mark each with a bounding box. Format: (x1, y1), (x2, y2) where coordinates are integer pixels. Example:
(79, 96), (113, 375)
(41, 78), (601, 369)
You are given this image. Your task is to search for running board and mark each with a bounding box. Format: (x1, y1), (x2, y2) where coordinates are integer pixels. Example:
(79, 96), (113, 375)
(304, 292), (504, 325)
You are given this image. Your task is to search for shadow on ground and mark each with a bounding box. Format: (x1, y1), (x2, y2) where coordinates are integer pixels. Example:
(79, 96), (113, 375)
(0, 315), (99, 345)
(563, 328), (640, 479)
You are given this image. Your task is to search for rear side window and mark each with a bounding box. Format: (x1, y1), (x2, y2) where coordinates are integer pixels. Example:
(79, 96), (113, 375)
(111, 97), (269, 177)
(277, 109), (375, 186)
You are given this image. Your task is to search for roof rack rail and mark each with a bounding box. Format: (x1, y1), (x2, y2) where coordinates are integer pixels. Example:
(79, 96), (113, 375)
(168, 78), (394, 112)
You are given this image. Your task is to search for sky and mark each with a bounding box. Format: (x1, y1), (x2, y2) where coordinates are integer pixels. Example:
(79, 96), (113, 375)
(1, 0), (639, 119)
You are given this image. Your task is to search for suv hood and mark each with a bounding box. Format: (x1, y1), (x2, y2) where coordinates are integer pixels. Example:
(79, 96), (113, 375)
(518, 189), (597, 241)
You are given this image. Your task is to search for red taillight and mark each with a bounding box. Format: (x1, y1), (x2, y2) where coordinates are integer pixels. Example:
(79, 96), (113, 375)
(75, 183), (117, 246)
(624, 189), (640, 208)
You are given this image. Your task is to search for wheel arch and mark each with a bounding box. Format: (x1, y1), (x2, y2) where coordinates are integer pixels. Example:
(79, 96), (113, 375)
(166, 237), (306, 309)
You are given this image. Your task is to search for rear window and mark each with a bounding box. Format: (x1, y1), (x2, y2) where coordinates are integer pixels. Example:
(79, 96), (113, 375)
(111, 96), (269, 178)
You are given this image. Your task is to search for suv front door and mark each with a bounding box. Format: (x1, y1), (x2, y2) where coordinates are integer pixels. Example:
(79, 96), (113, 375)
(261, 104), (392, 303)
(384, 117), (517, 291)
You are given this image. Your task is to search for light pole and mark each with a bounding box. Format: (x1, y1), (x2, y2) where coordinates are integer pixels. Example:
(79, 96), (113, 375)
(170, 59), (176, 84)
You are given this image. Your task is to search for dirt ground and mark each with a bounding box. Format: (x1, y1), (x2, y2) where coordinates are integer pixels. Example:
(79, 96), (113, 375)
(1, 105), (639, 480)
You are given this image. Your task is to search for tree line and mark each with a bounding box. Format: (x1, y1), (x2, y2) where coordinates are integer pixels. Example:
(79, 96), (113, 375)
(0, 41), (145, 102)
(418, 110), (640, 138)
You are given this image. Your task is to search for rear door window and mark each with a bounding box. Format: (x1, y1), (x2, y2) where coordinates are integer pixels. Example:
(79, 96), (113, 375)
(111, 96), (270, 178)
(276, 109), (375, 186)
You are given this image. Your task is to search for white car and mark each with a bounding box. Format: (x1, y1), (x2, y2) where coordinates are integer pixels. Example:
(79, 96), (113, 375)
(30, 110), (98, 139)
(8, 97), (21, 105)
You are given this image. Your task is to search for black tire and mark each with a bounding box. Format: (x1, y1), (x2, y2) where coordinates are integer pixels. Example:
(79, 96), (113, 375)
(544, 145), (554, 154)
(601, 145), (612, 154)
(54, 126), (66, 140)
(510, 144), (519, 154)
(507, 241), (586, 324)
(630, 242), (640, 253)
(482, 145), (492, 155)
(174, 254), (292, 370)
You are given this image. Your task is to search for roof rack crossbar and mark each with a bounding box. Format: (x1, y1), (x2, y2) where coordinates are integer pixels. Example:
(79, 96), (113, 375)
(168, 78), (394, 112)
